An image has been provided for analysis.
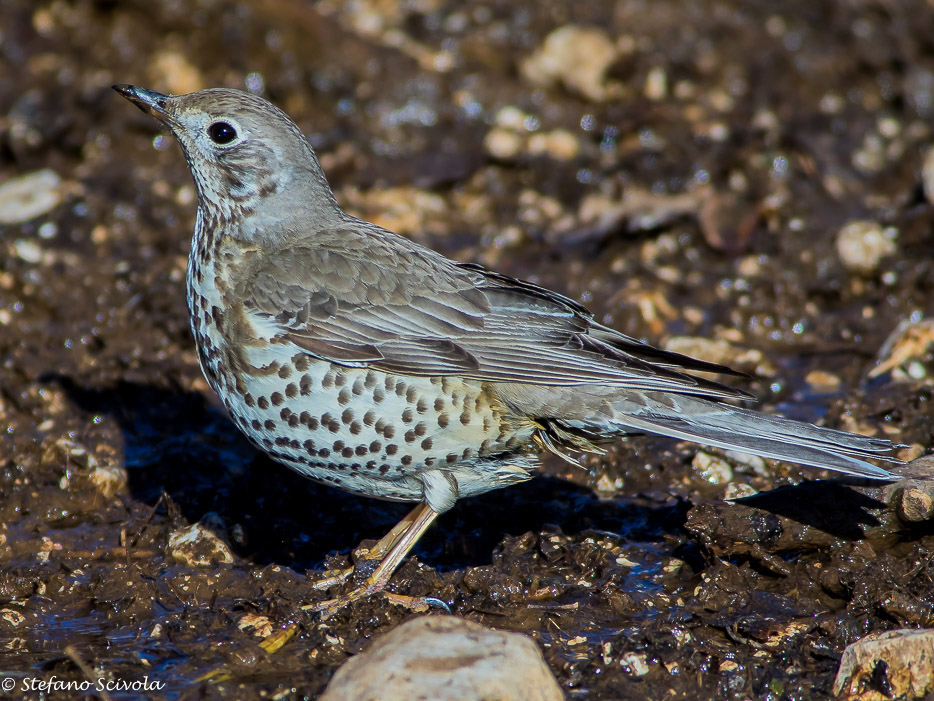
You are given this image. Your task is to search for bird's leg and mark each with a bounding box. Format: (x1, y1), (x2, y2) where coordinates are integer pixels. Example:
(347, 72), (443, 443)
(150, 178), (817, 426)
(304, 501), (440, 616)
(308, 504), (426, 592)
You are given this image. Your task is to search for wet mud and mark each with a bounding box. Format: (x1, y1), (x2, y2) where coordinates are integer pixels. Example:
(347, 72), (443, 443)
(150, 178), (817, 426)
(1, 0), (934, 698)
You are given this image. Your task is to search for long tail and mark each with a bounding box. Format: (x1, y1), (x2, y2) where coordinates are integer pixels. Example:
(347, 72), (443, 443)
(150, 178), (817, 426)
(600, 392), (900, 479)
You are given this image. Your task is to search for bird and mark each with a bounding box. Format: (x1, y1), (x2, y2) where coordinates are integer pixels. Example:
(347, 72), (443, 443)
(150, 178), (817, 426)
(114, 84), (901, 613)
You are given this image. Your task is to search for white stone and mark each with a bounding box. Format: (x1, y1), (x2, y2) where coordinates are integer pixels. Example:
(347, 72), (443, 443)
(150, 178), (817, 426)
(0, 169), (63, 224)
(322, 615), (563, 701)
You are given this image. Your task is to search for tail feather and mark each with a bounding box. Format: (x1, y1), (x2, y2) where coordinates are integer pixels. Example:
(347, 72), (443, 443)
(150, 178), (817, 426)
(608, 394), (900, 480)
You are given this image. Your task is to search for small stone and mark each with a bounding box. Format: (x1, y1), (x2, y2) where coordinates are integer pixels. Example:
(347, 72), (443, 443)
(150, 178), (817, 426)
(834, 629), (934, 699)
(664, 336), (776, 377)
(896, 485), (934, 523)
(527, 129), (580, 160)
(644, 66), (668, 101)
(484, 128), (524, 160)
(805, 370), (842, 391)
(13, 239), (43, 264)
(321, 615), (563, 701)
(724, 482), (757, 500)
(166, 516), (235, 567)
(620, 651), (650, 676)
(521, 25), (621, 101)
(494, 106), (531, 131)
(0, 169), (63, 224)
(836, 220), (897, 275)
(88, 464), (129, 498)
(692, 451), (733, 485)
(923, 146), (934, 205)
(150, 51), (205, 95)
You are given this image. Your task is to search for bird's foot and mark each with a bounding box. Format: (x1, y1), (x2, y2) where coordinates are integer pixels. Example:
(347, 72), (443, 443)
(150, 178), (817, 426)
(303, 585), (443, 619)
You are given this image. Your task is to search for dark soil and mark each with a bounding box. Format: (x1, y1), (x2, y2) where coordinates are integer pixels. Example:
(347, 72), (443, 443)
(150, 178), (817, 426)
(1, 1), (933, 698)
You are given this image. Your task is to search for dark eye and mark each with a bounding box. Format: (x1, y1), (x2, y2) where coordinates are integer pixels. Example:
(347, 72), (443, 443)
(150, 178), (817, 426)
(207, 121), (237, 144)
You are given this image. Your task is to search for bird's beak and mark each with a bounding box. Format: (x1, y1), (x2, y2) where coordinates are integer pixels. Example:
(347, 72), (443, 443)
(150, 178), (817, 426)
(113, 84), (175, 125)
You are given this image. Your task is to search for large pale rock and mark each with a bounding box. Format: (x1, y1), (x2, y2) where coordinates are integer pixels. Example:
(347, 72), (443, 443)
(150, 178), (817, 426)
(834, 628), (934, 700)
(322, 615), (563, 701)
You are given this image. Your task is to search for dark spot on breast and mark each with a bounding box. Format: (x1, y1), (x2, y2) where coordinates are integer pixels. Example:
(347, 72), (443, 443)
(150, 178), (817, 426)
(319, 448), (330, 458)
(335, 373), (347, 388)
(251, 419), (262, 430)
(462, 447), (473, 459)
(404, 430), (416, 443)
(446, 453), (458, 464)
(363, 410), (376, 426)
(338, 388), (351, 405)
(373, 388), (385, 403)
(257, 396), (269, 410)
(421, 437), (433, 450)
(288, 415), (299, 427)
(332, 440), (344, 451)
(401, 455), (413, 466)
(329, 421), (341, 433)
(350, 421), (362, 435)
(278, 364), (292, 379)
(244, 393), (256, 407)
(264, 419), (276, 430)
(379, 464), (390, 474)
(352, 377), (364, 395)
(438, 413), (449, 428)
(285, 383), (298, 398)
(293, 354), (310, 371)
(402, 409), (414, 424)
(369, 440), (382, 453)
(300, 375), (313, 395)
(280, 408), (292, 420)
(433, 398), (445, 412)
(386, 444), (398, 456)
(271, 392), (283, 406)
(341, 409), (354, 424)
(365, 372), (377, 389)
(322, 372), (335, 389)
(342, 447), (354, 459)
(383, 424), (395, 439)
(460, 409), (471, 425)
(355, 445), (367, 456)
(406, 387), (418, 403)
(414, 422), (427, 437)
(416, 398), (428, 413)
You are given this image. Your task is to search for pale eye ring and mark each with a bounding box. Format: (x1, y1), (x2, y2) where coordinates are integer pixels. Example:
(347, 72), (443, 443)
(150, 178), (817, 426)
(207, 121), (237, 144)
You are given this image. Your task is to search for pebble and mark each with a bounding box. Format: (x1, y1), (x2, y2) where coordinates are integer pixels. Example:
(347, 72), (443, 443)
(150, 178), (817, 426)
(896, 484), (934, 523)
(692, 451), (734, 485)
(527, 129), (580, 160)
(834, 629), (934, 699)
(923, 146), (934, 205)
(166, 517), (235, 567)
(0, 169), (63, 224)
(521, 25), (621, 101)
(835, 220), (897, 275)
(484, 127), (524, 160)
(88, 464), (129, 498)
(663, 336), (777, 377)
(321, 615), (563, 701)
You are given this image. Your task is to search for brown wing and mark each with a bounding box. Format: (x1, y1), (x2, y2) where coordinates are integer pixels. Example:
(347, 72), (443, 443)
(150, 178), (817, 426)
(244, 224), (750, 399)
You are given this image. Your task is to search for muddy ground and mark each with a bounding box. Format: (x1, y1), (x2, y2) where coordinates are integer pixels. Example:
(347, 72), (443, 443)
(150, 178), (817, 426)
(1, 0), (934, 698)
